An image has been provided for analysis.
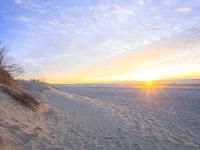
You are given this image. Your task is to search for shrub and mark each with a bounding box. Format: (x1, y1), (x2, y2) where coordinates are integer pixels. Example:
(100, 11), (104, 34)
(31, 79), (47, 84)
(0, 45), (23, 76)
(0, 43), (40, 110)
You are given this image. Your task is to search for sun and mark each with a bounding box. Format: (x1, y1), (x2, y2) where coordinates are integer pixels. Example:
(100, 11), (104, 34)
(131, 70), (159, 87)
(134, 70), (158, 82)
(146, 80), (153, 85)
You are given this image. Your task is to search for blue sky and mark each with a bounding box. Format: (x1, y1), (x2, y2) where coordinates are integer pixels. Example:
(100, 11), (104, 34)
(1, 0), (200, 82)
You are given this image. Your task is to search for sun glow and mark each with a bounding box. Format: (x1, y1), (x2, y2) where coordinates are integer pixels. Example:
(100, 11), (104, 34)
(133, 70), (159, 82)
(59, 59), (200, 84)
(146, 80), (153, 86)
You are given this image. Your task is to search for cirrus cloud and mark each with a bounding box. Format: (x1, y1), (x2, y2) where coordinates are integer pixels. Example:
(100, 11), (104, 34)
(176, 7), (192, 13)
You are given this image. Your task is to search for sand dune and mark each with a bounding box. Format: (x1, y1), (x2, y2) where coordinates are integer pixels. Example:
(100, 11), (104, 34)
(0, 81), (200, 150)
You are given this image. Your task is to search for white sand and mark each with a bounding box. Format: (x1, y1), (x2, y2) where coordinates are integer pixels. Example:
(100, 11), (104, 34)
(0, 81), (200, 150)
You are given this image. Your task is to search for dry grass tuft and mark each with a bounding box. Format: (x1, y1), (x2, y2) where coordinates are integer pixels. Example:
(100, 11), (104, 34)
(31, 79), (47, 84)
(0, 68), (20, 89)
(0, 43), (40, 110)
(0, 85), (40, 110)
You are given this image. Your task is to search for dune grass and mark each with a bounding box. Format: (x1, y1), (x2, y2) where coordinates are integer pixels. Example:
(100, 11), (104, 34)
(0, 44), (40, 110)
(0, 85), (40, 110)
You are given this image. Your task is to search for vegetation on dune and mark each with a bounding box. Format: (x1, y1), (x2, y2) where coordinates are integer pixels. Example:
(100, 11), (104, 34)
(31, 78), (47, 84)
(0, 43), (40, 110)
(0, 68), (20, 90)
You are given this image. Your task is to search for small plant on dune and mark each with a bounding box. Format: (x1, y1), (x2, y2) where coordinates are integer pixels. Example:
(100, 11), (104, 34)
(0, 45), (23, 76)
(0, 43), (40, 110)
(31, 78), (47, 84)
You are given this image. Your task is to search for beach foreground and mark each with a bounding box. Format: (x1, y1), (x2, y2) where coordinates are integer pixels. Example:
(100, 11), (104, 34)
(0, 81), (200, 150)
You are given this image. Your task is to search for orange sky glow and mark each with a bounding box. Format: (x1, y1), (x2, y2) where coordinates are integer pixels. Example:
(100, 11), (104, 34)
(45, 32), (200, 84)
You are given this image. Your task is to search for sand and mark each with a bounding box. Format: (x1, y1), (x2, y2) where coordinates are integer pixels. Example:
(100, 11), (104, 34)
(0, 81), (200, 150)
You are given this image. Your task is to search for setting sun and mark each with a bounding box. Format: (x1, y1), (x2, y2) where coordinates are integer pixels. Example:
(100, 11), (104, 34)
(145, 80), (154, 86)
(132, 70), (159, 82)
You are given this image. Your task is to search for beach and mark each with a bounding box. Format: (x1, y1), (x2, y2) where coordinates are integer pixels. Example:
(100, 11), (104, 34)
(1, 81), (200, 150)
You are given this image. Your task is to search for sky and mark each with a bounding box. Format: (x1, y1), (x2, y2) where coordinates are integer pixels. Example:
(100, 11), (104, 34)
(0, 0), (200, 83)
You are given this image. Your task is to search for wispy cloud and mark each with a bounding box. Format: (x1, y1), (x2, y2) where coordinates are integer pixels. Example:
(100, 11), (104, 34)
(37, 25), (51, 30)
(112, 4), (134, 15)
(58, 29), (67, 34)
(113, 9), (134, 15)
(15, 0), (25, 5)
(95, 5), (110, 12)
(15, 16), (29, 22)
(138, 0), (145, 6)
(176, 7), (192, 13)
